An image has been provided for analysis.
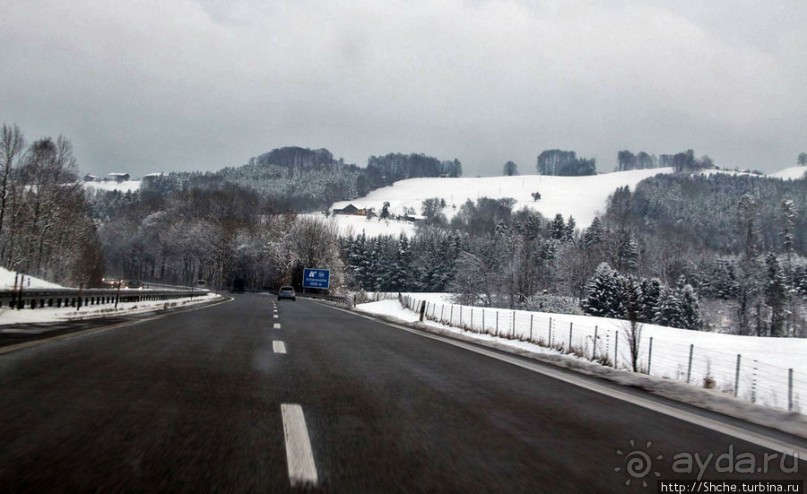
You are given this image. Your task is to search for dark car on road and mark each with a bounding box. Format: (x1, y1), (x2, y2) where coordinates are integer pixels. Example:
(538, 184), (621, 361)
(277, 286), (296, 301)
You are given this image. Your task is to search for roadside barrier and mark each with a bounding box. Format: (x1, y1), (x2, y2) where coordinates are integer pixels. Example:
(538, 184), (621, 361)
(0, 287), (206, 312)
(400, 295), (805, 413)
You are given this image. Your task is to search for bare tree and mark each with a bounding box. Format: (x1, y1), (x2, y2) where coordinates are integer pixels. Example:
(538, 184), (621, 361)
(450, 251), (492, 306)
(622, 276), (644, 372)
(0, 124), (26, 260)
(289, 216), (345, 291)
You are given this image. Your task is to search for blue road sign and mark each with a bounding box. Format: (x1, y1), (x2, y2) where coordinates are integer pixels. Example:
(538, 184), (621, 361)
(302, 268), (330, 289)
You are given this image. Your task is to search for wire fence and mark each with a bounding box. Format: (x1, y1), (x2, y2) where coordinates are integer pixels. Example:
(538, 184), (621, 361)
(400, 295), (805, 413)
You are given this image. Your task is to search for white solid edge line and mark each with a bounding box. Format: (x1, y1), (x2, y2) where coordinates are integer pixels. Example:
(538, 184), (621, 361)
(273, 340), (287, 354)
(281, 403), (318, 487)
(273, 323), (281, 329)
(323, 303), (807, 458)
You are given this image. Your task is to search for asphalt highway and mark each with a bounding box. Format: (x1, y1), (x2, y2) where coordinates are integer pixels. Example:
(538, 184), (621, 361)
(1, 294), (804, 492)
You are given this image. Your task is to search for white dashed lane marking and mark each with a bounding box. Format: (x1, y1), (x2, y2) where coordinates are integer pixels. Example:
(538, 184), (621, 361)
(281, 404), (318, 487)
(273, 340), (287, 354)
(273, 323), (281, 329)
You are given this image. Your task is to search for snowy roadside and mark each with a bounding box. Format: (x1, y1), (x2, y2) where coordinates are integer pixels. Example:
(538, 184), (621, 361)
(354, 299), (807, 439)
(0, 293), (223, 328)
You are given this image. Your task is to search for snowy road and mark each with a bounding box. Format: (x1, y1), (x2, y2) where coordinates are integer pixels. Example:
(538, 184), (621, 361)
(0, 294), (804, 492)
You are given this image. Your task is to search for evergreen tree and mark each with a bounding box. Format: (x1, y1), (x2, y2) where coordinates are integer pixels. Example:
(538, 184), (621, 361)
(639, 277), (662, 323)
(583, 216), (603, 248)
(616, 230), (639, 272)
(780, 199), (796, 265)
(655, 276), (702, 330)
(582, 263), (624, 318)
(703, 260), (739, 300)
(565, 216), (576, 242)
(349, 233), (369, 288)
(678, 282), (703, 330)
(654, 286), (683, 328)
(389, 234), (411, 291)
(765, 252), (787, 337)
(551, 214), (566, 240)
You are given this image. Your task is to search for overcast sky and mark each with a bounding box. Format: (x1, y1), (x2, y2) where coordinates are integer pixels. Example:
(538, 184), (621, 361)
(1, 0), (805, 177)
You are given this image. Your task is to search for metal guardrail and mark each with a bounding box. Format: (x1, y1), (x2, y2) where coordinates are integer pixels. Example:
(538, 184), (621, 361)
(295, 292), (351, 306)
(0, 287), (207, 311)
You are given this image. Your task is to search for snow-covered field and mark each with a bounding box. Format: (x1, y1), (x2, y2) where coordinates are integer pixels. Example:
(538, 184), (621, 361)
(356, 296), (807, 412)
(303, 213), (417, 238)
(331, 168), (674, 232)
(770, 166), (807, 180)
(321, 166), (805, 237)
(78, 166), (802, 242)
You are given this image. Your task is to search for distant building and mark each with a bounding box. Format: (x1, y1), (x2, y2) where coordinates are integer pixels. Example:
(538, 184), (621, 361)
(83, 174), (97, 182)
(401, 214), (424, 223)
(332, 204), (368, 216)
(108, 172), (130, 182)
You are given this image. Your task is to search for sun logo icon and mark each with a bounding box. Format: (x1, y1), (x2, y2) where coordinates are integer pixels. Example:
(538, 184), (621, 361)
(615, 439), (663, 488)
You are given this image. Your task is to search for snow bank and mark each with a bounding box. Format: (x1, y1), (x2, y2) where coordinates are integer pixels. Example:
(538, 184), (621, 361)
(0, 293), (221, 326)
(0, 267), (64, 289)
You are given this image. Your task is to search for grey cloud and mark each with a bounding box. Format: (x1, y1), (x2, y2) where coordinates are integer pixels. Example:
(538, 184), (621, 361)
(1, 0), (804, 177)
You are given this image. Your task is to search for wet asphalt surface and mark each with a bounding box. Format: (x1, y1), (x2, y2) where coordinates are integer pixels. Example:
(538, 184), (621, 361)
(0, 316), (135, 347)
(0, 294), (804, 493)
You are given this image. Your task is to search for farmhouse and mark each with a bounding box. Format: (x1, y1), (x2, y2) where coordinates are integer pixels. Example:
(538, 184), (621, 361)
(332, 204), (368, 216)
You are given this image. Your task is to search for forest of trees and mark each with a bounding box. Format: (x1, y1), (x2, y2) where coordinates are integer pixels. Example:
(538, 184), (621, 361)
(607, 173), (807, 254)
(340, 171), (807, 336)
(0, 124), (104, 287)
(536, 150), (596, 176)
(138, 147), (463, 212)
(87, 147), (464, 289)
(616, 149), (715, 172)
(2, 121), (804, 337)
(340, 205), (709, 331)
(616, 150), (660, 171)
(91, 184), (345, 291)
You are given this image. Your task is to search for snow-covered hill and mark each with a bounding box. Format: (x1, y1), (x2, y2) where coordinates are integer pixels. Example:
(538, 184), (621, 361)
(83, 180), (141, 193)
(329, 168), (674, 235)
(770, 166), (807, 180)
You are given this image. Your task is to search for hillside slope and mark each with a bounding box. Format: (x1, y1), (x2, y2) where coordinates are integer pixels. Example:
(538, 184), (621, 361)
(770, 166), (807, 180)
(331, 168), (674, 231)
